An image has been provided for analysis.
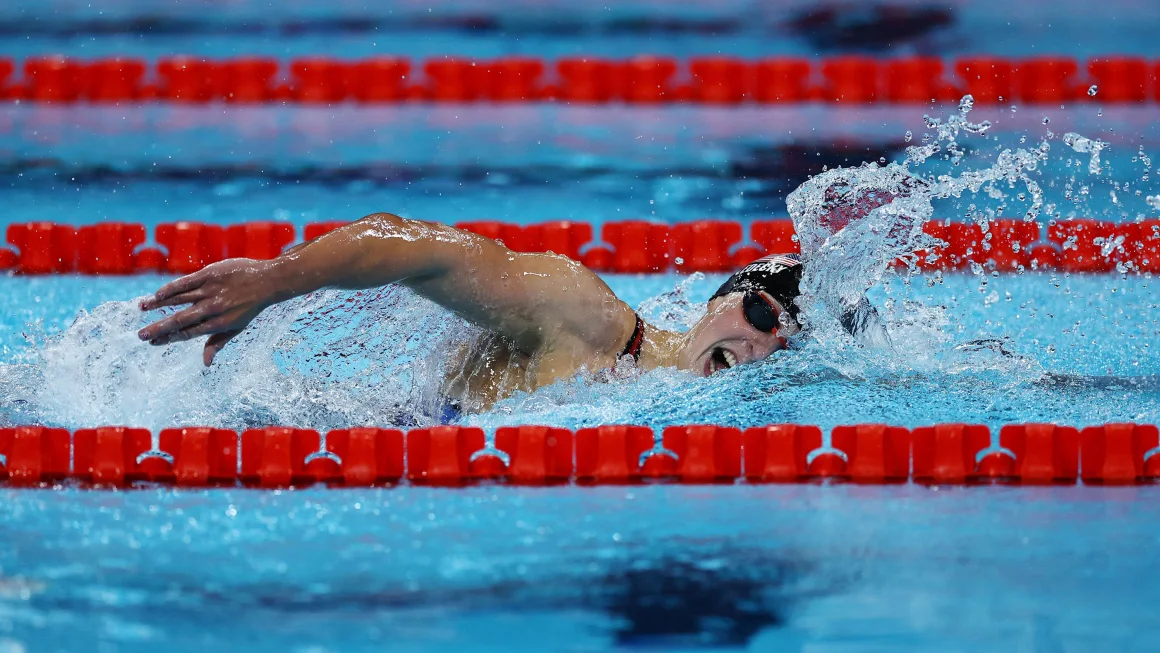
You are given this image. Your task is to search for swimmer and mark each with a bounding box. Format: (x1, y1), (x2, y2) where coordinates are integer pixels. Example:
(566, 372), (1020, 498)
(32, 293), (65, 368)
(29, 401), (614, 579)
(136, 213), (841, 410)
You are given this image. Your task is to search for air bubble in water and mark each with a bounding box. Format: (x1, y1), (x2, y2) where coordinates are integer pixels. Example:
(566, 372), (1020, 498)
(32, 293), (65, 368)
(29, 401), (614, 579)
(904, 130), (913, 142)
(959, 95), (974, 114)
(1088, 85), (1098, 96)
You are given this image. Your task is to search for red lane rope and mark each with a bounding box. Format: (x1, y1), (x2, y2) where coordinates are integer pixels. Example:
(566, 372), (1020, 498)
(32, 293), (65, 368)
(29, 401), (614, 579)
(0, 218), (1155, 275)
(0, 423), (1157, 488)
(0, 55), (1154, 105)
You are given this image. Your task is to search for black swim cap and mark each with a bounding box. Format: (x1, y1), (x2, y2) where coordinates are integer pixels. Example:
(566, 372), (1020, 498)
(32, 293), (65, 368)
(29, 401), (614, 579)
(709, 254), (803, 321)
(709, 253), (884, 342)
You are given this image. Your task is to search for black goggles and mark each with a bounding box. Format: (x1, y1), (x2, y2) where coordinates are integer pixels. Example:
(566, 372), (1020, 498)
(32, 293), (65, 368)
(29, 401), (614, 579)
(742, 290), (785, 333)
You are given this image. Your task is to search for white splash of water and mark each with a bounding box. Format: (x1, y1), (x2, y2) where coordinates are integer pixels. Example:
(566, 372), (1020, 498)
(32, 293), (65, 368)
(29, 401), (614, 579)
(785, 96), (1050, 350)
(0, 287), (469, 430)
(636, 272), (707, 331)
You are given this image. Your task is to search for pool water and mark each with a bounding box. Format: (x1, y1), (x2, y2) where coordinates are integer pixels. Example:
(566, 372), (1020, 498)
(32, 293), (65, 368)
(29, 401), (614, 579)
(3, 484), (1159, 652)
(4, 0), (1160, 650)
(1, 0), (1157, 59)
(3, 160), (1159, 653)
(1, 101), (1157, 432)
(3, 103), (1158, 229)
(2, 271), (1159, 433)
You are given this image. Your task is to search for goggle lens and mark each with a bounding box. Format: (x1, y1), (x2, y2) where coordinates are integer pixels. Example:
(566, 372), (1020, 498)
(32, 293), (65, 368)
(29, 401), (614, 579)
(742, 291), (781, 333)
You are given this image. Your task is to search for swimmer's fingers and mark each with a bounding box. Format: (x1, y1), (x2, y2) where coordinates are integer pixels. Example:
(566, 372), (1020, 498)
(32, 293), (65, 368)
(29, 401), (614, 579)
(203, 330), (242, 367)
(138, 302), (218, 342)
(140, 272), (207, 311)
(141, 289), (207, 311)
(153, 317), (228, 346)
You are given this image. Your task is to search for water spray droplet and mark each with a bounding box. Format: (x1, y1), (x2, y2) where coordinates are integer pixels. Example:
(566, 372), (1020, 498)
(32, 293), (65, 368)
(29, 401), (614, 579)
(904, 130), (913, 143)
(1101, 234), (1125, 257)
(1042, 117), (1050, 125)
(1088, 85), (1098, 97)
(959, 95), (974, 114)
(1062, 132), (1106, 175)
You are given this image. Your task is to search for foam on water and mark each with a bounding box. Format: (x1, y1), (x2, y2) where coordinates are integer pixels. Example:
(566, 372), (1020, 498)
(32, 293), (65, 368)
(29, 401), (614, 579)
(0, 287), (474, 430)
(0, 100), (1154, 432)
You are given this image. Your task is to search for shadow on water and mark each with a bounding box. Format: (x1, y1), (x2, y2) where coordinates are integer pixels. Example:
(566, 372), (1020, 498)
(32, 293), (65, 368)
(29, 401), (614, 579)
(786, 2), (955, 51)
(731, 142), (905, 195)
(23, 549), (842, 648)
(594, 558), (795, 647)
(0, 15), (748, 39)
(4, 142), (905, 190)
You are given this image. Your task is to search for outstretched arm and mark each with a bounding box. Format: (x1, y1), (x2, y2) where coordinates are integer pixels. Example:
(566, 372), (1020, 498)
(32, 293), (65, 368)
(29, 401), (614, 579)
(138, 213), (634, 365)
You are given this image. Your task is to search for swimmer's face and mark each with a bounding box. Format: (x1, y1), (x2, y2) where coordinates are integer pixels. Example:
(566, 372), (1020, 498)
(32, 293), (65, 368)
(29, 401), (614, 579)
(679, 293), (800, 377)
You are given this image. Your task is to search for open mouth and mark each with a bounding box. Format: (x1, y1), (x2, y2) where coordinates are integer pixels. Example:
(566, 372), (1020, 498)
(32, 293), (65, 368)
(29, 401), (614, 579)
(707, 347), (738, 375)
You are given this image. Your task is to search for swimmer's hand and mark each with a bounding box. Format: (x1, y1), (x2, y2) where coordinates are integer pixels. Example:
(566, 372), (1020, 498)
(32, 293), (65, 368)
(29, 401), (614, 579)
(138, 258), (279, 366)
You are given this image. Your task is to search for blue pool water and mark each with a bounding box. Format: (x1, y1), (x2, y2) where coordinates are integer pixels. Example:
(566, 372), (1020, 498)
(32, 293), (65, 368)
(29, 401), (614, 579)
(2, 100), (1158, 433)
(3, 484), (1160, 652)
(3, 271), (1160, 433)
(3, 140), (1159, 651)
(1, 0), (1157, 59)
(3, 1), (1160, 650)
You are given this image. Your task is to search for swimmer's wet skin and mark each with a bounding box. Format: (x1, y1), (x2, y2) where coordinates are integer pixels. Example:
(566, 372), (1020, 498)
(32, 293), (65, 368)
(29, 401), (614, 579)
(137, 213), (799, 408)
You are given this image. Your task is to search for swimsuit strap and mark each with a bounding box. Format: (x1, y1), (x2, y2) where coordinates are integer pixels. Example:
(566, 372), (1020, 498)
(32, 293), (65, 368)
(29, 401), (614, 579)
(619, 313), (645, 362)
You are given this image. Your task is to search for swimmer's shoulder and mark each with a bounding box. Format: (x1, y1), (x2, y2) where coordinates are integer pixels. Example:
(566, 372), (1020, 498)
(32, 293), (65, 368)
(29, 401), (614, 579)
(529, 251), (637, 356)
